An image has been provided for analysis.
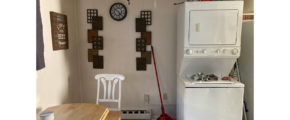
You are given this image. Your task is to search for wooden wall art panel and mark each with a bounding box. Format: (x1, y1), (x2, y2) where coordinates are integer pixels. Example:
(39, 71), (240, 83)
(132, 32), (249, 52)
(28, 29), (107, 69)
(93, 56), (103, 69)
(87, 9), (98, 23)
(141, 51), (151, 64)
(135, 18), (146, 32)
(88, 49), (98, 62)
(141, 32), (151, 45)
(141, 11), (152, 25)
(136, 38), (146, 52)
(50, 11), (69, 50)
(136, 58), (146, 70)
(92, 36), (103, 50)
(88, 30), (98, 43)
(92, 16), (103, 30)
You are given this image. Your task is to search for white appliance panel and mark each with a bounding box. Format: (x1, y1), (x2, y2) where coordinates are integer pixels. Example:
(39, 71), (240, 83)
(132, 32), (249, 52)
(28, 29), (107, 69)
(189, 10), (238, 45)
(177, 78), (244, 120)
(179, 58), (236, 76)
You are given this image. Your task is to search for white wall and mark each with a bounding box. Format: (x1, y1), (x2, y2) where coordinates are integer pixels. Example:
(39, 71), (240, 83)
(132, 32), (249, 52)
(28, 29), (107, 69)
(239, 20), (254, 120)
(76, 0), (184, 118)
(243, 0), (254, 13)
(211, 0), (254, 13)
(36, 0), (81, 115)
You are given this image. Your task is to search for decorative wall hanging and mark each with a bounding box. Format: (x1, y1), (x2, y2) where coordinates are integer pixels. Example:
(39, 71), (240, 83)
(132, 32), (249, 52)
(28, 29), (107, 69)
(88, 30), (98, 43)
(136, 18), (146, 32)
(87, 9), (98, 23)
(110, 3), (127, 21)
(136, 58), (146, 70)
(92, 36), (103, 50)
(136, 38), (147, 52)
(88, 49), (98, 62)
(141, 51), (151, 64)
(92, 16), (103, 30)
(141, 32), (151, 45)
(93, 56), (104, 69)
(140, 11), (152, 25)
(86, 9), (104, 69)
(50, 11), (69, 50)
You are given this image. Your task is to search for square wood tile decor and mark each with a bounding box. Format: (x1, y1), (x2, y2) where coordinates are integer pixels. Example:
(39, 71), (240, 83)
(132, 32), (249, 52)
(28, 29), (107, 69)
(87, 9), (98, 23)
(93, 56), (103, 69)
(88, 49), (98, 62)
(136, 58), (147, 70)
(88, 30), (98, 43)
(92, 36), (103, 50)
(135, 18), (146, 32)
(141, 32), (151, 45)
(141, 11), (152, 25)
(141, 51), (151, 64)
(92, 16), (103, 30)
(136, 38), (147, 52)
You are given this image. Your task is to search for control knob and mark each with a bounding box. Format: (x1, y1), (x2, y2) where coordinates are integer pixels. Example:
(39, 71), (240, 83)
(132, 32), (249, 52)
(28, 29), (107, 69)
(223, 49), (227, 53)
(202, 49), (206, 53)
(232, 49), (238, 55)
(216, 49), (220, 53)
(186, 49), (193, 55)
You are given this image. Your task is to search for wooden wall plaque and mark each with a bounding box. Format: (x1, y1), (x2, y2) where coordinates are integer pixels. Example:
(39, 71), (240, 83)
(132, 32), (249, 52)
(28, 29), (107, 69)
(141, 51), (151, 64)
(141, 11), (152, 25)
(136, 58), (146, 70)
(88, 49), (98, 62)
(92, 36), (103, 50)
(136, 18), (146, 32)
(141, 32), (151, 45)
(87, 9), (98, 23)
(93, 56), (104, 69)
(136, 38), (146, 52)
(92, 16), (103, 30)
(88, 30), (98, 43)
(50, 11), (69, 50)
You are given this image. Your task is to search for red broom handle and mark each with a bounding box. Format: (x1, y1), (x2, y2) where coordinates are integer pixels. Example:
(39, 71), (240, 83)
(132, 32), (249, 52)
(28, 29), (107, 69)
(151, 46), (166, 116)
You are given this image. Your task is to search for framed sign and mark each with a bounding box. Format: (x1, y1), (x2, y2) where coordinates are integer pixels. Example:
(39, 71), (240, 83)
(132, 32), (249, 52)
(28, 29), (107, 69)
(50, 11), (69, 50)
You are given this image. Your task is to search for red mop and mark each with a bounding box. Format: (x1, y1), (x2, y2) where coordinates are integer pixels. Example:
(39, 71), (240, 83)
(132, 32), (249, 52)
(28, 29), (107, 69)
(151, 46), (174, 120)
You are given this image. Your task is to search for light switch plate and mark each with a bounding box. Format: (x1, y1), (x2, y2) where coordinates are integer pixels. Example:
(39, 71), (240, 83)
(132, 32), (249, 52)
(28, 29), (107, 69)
(144, 94), (149, 103)
(163, 93), (167, 100)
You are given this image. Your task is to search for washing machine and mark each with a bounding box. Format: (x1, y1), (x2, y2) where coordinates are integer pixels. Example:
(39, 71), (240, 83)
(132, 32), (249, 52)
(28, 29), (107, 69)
(176, 1), (244, 120)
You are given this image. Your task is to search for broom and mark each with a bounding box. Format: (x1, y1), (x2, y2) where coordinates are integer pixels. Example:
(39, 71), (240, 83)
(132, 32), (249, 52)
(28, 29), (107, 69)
(151, 45), (174, 120)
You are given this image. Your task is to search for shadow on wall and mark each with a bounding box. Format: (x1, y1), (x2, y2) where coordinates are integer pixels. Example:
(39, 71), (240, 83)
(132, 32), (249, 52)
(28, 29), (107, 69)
(36, 0), (81, 115)
(35, 108), (41, 115)
(59, 0), (82, 105)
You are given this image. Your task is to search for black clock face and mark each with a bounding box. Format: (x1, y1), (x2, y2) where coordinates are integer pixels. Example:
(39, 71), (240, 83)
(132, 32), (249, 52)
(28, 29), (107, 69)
(110, 3), (127, 21)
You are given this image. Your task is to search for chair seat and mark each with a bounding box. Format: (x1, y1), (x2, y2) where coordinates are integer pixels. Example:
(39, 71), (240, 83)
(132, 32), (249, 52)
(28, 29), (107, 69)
(105, 111), (121, 120)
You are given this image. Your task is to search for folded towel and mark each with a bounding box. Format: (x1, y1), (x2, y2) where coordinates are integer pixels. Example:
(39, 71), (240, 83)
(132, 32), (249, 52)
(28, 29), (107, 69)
(36, 0), (45, 70)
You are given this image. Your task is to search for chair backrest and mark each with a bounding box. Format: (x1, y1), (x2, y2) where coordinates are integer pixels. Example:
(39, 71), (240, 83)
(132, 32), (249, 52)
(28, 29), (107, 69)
(95, 74), (125, 111)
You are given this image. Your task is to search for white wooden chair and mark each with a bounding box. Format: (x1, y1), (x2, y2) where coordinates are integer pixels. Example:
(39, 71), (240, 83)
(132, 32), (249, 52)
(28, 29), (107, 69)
(95, 74), (125, 111)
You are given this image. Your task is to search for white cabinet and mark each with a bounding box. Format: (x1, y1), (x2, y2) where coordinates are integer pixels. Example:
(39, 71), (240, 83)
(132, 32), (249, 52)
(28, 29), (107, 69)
(189, 10), (239, 45)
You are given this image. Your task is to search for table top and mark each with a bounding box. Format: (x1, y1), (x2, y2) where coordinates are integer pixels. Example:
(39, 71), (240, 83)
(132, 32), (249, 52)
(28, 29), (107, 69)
(105, 111), (121, 120)
(37, 103), (109, 120)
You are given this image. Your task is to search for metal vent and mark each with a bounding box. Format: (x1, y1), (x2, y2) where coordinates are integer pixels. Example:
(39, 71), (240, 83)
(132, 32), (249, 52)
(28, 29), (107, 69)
(121, 109), (151, 119)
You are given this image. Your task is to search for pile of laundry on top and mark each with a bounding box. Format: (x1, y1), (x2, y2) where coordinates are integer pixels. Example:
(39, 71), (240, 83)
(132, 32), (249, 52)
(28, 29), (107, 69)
(191, 72), (232, 81)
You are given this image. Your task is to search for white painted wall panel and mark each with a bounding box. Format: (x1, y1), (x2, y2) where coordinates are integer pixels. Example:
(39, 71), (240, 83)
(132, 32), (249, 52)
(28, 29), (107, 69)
(75, 0), (184, 118)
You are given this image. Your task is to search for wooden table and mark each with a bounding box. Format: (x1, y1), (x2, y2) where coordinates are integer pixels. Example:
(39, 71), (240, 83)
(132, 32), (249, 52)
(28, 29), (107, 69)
(37, 103), (109, 120)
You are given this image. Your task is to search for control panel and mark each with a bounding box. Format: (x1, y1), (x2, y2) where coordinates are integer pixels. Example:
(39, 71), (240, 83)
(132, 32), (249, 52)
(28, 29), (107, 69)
(184, 47), (240, 58)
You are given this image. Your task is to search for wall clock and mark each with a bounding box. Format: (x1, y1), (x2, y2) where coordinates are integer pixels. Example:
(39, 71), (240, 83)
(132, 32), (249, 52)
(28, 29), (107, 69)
(109, 3), (127, 21)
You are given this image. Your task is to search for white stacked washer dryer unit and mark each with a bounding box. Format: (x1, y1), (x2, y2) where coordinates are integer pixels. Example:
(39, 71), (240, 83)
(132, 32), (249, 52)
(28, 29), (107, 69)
(176, 1), (244, 120)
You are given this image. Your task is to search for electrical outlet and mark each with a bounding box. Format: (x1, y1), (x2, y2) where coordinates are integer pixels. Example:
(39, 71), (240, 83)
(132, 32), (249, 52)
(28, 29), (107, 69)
(163, 93), (167, 100)
(144, 94), (149, 103)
